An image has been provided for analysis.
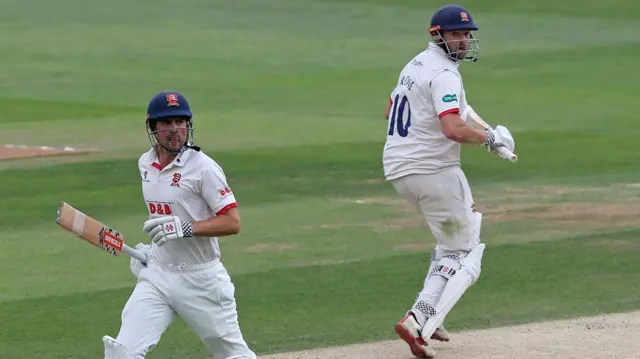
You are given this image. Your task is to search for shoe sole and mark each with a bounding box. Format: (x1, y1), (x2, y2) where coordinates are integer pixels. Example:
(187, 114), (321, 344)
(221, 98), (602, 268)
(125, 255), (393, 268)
(394, 323), (435, 359)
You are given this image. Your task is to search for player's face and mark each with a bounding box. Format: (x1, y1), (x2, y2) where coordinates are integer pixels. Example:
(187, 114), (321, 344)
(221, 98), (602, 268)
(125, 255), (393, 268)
(154, 117), (189, 153)
(442, 31), (472, 60)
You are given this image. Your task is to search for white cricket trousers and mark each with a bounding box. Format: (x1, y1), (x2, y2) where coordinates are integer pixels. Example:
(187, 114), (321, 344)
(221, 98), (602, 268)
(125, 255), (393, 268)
(114, 260), (256, 359)
(389, 166), (481, 255)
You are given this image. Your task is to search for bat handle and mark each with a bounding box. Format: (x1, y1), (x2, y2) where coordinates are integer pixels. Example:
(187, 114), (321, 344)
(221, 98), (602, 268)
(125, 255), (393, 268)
(122, 244), (148, 264)
(496, 146), (518, 162)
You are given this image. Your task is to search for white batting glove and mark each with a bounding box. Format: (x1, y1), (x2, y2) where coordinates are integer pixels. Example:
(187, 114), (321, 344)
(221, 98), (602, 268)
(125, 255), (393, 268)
(143, 216), (193, 247)
(484, 125), (515, 154)
(129, 243), (151, 278)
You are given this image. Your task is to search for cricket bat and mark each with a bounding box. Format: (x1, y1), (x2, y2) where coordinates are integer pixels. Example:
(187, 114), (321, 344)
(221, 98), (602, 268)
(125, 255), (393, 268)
(466, 105), (518, 163)
(56, 201), (148, 263)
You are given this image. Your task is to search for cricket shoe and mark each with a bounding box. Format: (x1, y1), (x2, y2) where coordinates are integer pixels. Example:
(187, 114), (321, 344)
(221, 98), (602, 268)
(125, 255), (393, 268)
(394, 312), (436, 359)
(431, 325), (451, 342)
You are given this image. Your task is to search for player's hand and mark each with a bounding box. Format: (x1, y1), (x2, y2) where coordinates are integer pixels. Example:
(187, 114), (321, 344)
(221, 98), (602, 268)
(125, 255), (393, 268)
(143, 216), (194, 247)
(129, 243), (151, 277)
(484, 125), (515, 153)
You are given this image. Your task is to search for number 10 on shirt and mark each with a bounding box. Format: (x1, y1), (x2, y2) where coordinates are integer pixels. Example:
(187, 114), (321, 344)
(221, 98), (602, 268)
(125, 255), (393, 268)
(387, 94), (411, 137)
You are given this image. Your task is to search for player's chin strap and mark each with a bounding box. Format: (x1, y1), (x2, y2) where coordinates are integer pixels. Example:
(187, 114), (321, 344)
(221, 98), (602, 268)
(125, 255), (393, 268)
(185, 143), (201, 152)
(159, 142), (201, 155)
(178, 140), (200, 153)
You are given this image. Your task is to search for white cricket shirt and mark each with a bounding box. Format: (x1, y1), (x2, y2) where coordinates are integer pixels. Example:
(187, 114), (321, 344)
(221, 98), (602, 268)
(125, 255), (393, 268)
(382, 42), (469, 180)
(138, 147), (237, 266)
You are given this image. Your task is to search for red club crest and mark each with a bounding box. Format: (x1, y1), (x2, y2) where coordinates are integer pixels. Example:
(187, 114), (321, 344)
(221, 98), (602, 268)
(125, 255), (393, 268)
(166, 93), (180, 107)
(171, 173), (181, 187)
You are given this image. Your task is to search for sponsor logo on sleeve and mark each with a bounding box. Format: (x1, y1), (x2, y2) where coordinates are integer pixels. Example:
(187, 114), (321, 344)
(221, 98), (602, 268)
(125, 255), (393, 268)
(218, 187), (232, 198)
(442, 94), (458, 103)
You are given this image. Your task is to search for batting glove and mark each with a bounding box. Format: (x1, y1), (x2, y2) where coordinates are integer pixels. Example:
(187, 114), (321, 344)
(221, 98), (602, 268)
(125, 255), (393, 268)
(483, 125), (515, 153)
(143, 216), (194, 247)
(129, 243), (151, 277)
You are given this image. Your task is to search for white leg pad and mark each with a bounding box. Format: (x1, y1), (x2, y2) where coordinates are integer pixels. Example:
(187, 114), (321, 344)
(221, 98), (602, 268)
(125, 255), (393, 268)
(420, 243), (485, 342)
(103, 335), (132, 359)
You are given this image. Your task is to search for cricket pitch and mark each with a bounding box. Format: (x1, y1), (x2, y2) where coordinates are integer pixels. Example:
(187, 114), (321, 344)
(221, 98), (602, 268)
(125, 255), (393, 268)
(0, 144), (100, 161)
(260, 310), (638, 359)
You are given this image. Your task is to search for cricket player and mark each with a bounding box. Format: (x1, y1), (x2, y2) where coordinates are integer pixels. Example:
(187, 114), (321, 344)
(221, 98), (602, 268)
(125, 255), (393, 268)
(382, 5), (515, 358)
(102, 91), (257, 359)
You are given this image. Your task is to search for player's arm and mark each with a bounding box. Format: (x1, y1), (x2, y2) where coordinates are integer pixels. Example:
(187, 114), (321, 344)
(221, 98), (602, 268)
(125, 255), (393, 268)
(431, 71), (488, 144)
(384, 96), (392, 120)
(192, 207), (240, 237)
(440, 113), (488, 144)
(195, 166), (241, 237)
(142, 165), (242, 247)
(142, 209), (240, 247)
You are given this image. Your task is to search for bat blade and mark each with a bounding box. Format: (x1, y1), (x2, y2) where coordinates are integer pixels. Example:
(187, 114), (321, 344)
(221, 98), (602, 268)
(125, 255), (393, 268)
(466, 105), (518, 163)
(56, 202), (147, 263)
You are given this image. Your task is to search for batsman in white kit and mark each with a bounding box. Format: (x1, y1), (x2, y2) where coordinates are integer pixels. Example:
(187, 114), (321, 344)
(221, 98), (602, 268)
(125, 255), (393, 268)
(382, 5), (515, 359)
(102, 91), (257, 359)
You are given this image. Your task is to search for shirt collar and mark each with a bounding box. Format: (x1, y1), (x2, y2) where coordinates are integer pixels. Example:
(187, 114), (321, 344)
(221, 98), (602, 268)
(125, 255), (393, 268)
(428, 42), (459, 67)
(149, 145), (193, 171)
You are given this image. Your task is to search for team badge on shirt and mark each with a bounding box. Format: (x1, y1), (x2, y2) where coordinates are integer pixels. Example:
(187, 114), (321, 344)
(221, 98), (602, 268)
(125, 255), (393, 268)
(171, 173), (181, 187)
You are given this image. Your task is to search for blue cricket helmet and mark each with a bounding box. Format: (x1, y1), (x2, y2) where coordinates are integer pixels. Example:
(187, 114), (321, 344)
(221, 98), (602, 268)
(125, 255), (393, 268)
(429, 5), (479, 33)
(428, 5), (480, 62)
(145, 91), (198, 154)
(146, 91), (192, 121)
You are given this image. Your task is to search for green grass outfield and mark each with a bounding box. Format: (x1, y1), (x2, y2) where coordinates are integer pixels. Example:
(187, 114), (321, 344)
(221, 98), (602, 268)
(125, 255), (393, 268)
(1, 0), (639, 358)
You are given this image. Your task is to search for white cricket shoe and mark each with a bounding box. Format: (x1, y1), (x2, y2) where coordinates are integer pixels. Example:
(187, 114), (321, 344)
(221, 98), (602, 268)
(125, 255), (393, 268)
(431, 325), (451, 342)
(394, 312), (436, 359)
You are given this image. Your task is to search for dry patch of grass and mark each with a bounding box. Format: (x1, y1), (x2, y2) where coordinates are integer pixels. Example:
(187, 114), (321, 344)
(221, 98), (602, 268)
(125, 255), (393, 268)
(479, 202), (640, 229)
(330, 183), (640, 248)
(242, 243), (299, 253)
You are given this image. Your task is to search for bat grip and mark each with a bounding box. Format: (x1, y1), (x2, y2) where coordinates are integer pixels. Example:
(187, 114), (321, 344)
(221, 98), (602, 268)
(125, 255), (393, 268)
(496, 146), (518, 162)
(122, 244), (148, 264)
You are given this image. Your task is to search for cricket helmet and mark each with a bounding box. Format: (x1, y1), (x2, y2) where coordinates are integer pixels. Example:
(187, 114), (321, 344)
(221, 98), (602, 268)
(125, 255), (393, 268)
(145, 91), (197, 154)
(146, 91), (192, 122)
(428, 5), (480, 62)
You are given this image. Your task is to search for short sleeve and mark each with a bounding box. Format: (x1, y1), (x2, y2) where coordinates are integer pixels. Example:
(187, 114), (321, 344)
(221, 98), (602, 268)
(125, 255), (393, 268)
(201, 164), (238, 215)
(430, 70), (462, 118)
